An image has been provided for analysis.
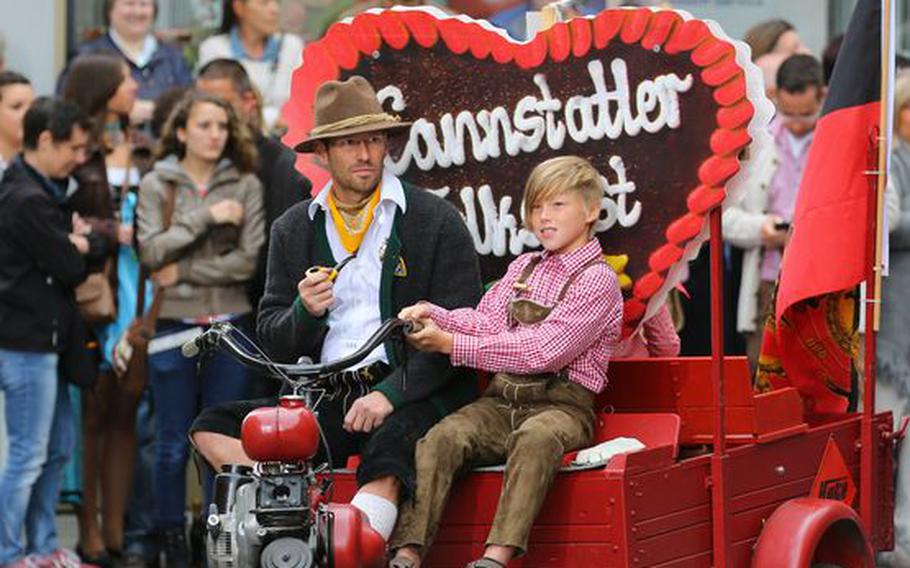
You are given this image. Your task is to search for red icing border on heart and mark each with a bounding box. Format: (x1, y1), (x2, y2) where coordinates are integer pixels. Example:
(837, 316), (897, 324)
(284, 8), (755, 336)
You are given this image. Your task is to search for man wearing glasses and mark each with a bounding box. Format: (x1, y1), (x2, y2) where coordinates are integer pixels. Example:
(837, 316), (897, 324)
(724, 53), (825, 370)
(190, 76), (483, 544)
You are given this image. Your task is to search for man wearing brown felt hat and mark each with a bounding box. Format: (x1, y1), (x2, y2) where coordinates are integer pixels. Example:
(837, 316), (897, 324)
(191, 75), (483, 544)
(293, 74), (411, 153)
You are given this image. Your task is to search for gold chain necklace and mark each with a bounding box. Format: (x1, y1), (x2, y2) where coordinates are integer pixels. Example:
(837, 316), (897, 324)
(336, 204), (370, 233)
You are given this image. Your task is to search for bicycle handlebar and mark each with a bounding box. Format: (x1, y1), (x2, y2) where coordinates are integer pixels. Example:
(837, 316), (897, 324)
(181, 318), (420, 383)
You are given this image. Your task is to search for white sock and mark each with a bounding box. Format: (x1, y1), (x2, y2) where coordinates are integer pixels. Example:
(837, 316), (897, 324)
(350, 491), (398, 541)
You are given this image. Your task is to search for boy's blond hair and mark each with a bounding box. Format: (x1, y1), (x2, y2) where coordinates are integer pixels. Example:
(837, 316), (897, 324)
(522, 156), (603, 230)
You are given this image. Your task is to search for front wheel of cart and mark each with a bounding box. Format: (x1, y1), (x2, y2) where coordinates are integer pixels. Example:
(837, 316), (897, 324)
(752, 498), (873, 568)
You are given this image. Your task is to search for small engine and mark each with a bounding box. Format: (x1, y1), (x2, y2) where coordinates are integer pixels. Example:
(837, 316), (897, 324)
(207, 464), (321, 568)
(205, 397), (386, 568)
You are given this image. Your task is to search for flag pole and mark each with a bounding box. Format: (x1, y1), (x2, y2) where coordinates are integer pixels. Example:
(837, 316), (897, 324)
(861, 0), (891, 535)
(708, 208), (730, 568)
(873, 0), (891, 331)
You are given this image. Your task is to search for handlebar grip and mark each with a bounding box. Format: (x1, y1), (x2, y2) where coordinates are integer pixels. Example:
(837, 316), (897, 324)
(181, 329), (216, 358)
(181, 337), (202, 358)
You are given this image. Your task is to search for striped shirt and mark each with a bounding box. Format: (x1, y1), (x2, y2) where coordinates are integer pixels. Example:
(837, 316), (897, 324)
(426, 239), (623, 393)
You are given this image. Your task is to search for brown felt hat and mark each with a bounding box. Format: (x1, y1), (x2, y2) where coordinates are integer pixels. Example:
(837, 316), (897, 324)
(293, 75), (411, 153)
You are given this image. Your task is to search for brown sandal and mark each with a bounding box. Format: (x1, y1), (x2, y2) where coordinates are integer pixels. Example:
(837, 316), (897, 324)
(464, 558), (506, 568)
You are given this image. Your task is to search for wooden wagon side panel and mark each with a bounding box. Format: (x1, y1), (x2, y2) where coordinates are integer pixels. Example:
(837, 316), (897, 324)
(620, 411), (894, 567)
(423, 470), (629, 567)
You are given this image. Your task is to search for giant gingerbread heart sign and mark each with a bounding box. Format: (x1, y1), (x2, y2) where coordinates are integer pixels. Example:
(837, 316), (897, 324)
(284, 6), (773, 336)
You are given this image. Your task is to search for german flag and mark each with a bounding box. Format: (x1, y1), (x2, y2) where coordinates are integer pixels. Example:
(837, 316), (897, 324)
(755, 288), (858, 414)
(757, 0), (887, 413)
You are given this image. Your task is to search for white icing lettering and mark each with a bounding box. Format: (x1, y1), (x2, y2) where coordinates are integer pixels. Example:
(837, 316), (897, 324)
(376, 85), (406, 113)
(384, 57), (693, 175)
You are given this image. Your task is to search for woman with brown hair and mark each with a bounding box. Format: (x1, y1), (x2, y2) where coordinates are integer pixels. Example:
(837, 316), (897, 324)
(63, 53), (138, 242)
(743, 18), (808, 61)
(62, 51), (145, 568)
(136, 91), (264, 567)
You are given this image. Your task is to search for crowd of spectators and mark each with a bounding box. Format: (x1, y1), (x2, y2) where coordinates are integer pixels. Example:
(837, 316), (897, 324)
(0, 1), (908, 567)
(0, 2), (310, 566)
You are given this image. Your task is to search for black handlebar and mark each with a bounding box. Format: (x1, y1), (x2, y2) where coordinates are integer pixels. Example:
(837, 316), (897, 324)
(182, 318), (419, 383)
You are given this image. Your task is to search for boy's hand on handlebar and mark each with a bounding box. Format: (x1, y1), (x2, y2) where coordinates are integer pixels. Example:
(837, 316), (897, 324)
(406, 319), (454, 355)
(343, 391), (393, 433)
(398, 303), (432, 322)
(298, 270), (334, 317)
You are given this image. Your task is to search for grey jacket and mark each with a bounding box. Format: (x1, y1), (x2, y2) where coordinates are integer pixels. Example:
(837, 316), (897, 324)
(137, 156), (265, 320)
(879, 142), (910, 396)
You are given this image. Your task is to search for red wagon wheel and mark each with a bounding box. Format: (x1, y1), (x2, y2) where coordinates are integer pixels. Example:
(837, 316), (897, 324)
(752, 497), (874, 568)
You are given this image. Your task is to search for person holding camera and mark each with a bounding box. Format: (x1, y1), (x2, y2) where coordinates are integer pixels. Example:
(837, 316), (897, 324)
(723, 54), (825, 370)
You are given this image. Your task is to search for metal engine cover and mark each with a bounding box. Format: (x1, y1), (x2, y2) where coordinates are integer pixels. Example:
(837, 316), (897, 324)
(208, 481), (263, 568)
(260, 537), (314, 568)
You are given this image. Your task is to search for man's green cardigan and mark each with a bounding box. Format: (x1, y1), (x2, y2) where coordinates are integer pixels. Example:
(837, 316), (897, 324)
(257, 181), (484, 416)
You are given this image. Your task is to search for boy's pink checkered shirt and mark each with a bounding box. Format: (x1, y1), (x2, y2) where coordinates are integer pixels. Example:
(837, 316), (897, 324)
(426, 239), (623, 393)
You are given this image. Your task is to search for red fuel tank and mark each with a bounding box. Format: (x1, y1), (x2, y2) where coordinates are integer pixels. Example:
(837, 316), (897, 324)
(241, 396), (320, 462)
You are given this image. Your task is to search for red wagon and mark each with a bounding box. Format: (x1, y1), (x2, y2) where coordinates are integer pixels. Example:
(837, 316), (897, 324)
(326, 208), (899, 567)
(276, 3), (902, 566)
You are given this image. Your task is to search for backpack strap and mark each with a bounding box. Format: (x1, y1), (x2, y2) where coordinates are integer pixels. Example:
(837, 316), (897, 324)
(136, 181), (177, 330)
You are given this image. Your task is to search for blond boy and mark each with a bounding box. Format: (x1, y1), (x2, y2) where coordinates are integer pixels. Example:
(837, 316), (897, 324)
(389, 156), (624, 568)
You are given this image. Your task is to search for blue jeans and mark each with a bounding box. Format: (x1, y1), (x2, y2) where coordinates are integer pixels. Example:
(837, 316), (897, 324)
(149, 322), (251, 529)
(124, 389), (158, 561)
(0, 349), (74, 563)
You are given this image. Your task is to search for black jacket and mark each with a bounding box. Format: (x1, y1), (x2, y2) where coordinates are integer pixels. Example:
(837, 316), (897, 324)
(0, 158), (87, 352)
(248, 135), (311, 309)
(258, 181), (483, 415)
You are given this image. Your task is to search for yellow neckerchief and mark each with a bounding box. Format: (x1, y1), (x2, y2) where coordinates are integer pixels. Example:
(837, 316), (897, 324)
(327, 185), (382, 254)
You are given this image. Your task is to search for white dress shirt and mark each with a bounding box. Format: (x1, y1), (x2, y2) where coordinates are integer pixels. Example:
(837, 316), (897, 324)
(307, 170), (407, 370)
